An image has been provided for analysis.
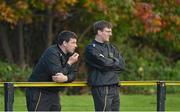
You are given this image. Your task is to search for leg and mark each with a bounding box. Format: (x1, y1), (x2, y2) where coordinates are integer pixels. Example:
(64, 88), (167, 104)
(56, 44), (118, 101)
(26, 88), (51, 111)
(26, 88), (35, 111)
(91, 86), (112, 111)
(111, 86), (120, 111)
(50, 93), (61, 111)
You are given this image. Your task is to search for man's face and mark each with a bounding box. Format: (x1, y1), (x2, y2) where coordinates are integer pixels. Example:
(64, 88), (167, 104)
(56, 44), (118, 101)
(64, 38), (77, 54)
(98, 27), (112, 42)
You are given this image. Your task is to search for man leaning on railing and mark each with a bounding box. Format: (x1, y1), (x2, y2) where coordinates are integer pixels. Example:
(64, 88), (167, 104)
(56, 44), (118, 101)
(25, 30), (79, 111)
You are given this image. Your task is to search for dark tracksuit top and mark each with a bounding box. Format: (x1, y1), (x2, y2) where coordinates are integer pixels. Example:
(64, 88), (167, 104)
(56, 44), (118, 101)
(85, 40), (125, 111)
(28, 44), (77, 92)
(26, 44), (77, 111)
(85, 40), (125, 86)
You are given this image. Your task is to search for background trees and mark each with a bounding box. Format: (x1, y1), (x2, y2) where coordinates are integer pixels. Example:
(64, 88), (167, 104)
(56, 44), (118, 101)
(0, 0), (180, 93)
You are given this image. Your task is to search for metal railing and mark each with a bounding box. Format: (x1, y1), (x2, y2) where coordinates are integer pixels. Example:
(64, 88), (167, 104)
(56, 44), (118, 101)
(1, 81), (180, 112)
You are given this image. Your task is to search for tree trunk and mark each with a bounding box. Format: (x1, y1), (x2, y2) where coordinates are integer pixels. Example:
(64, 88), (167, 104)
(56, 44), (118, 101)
(0, 22), (14, 63)
(17, 21), (25, 68)
(46, 8), (53, 47)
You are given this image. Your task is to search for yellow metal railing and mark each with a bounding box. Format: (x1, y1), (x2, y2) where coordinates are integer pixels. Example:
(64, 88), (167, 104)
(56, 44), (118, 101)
(1, 81), (180, 111)
(1, 81), (180, 87)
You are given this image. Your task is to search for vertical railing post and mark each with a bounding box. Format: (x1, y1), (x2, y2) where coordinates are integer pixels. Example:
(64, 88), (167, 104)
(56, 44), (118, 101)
(4, 82), (14, 111)
(157, 81), (166, 112)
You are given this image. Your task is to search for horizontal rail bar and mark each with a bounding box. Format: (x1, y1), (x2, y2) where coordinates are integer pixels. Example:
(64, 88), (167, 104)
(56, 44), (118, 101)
(120, 81), (157, 86)
(1, 81), (180, 87)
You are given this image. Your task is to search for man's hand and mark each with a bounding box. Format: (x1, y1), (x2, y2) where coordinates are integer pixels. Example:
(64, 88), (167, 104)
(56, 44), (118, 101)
(67, 52), (79, 65)
(52, 73), (68, 82)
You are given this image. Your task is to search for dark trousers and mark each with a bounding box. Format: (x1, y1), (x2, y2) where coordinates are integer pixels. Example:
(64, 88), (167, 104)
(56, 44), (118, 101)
(26, 88), (61, 111)
(91, 84), (120, 111)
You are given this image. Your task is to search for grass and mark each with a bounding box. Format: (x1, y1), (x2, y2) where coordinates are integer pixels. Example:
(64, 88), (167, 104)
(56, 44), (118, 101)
(0, 91), (180, 111)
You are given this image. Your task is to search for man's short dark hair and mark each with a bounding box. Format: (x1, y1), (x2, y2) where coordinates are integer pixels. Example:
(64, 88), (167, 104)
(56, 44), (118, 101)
(57, 30), (77, 45)
(93, 20), (112, 35)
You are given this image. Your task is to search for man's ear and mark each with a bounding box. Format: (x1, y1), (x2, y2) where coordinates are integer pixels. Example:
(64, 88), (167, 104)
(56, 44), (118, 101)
(63, 41), (67, 46)
(97, 30), (102, 35)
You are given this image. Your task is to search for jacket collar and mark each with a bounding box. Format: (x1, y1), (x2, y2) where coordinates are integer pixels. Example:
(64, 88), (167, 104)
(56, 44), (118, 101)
(56, 44), (66, 57)
(93, 40), (109, 46)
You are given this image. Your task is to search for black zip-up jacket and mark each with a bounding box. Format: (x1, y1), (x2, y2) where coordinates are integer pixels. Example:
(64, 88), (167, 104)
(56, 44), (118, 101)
(85, 40), (125, 86)
(28, 44), (77, 92)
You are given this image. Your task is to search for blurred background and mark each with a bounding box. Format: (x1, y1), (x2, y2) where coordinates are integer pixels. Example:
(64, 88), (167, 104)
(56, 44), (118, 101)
(0, 0), (180, 94)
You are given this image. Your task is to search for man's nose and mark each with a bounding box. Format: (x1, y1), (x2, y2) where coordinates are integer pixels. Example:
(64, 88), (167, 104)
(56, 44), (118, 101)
(109, 32), (112, 36)
(75, 44), (77, 48)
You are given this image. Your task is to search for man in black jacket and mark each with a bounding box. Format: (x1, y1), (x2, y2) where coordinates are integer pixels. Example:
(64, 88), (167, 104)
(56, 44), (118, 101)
(26, 30), (79, 111)
(85, 20), (125, 111)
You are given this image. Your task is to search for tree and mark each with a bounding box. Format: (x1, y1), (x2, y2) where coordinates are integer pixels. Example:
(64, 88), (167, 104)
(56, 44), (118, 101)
(0, 0), (32, 68)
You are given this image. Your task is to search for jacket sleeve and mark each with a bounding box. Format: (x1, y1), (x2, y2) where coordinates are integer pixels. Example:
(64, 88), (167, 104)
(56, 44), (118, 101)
(112, 46), (125, 71)
(85, 45), (122, 71)
(63, 63), (77, 82)
(44, 50), (76, 82)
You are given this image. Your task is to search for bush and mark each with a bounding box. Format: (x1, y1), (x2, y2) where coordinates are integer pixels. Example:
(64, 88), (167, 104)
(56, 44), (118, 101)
(0, 61), (31, 82)
(113, 33), (180, 94)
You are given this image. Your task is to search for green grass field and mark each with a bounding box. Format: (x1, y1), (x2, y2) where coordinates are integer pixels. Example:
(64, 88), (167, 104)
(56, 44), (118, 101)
(0, 93), (180, 111)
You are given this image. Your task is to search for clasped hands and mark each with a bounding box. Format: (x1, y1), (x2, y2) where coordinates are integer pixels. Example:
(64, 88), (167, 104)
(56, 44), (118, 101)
(52, 52), (79, 82)
(52, 73), (68, 82)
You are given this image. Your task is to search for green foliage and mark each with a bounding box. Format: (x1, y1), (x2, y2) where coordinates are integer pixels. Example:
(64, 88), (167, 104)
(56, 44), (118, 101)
(0, 61), (31, 82)
(121, 42), (180, 81)
(29, 0), (46, 10)
(113, 32), (180, 93)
